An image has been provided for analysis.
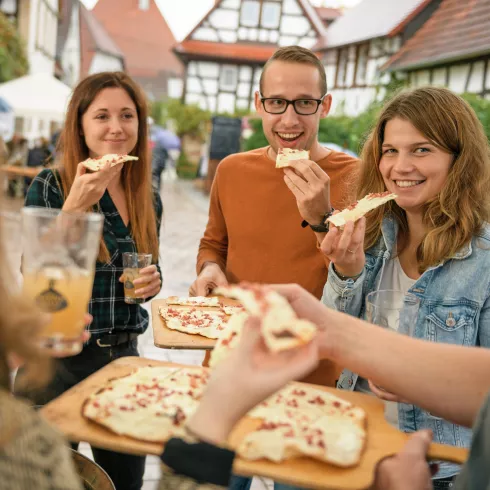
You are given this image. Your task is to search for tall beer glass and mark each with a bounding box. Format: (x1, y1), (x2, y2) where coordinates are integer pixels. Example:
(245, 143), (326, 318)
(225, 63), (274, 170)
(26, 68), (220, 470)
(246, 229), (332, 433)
(21, 208), (104, 353)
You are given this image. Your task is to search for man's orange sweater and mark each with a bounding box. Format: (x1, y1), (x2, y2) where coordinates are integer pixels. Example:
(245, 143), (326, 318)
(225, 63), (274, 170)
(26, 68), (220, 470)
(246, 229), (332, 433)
(197, 146), (359, 298)
(198, 147), (359, 386)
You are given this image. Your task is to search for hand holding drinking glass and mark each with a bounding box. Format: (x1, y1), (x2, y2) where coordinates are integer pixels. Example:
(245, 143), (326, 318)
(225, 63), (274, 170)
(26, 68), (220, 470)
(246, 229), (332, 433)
(120, 253), (160, 303)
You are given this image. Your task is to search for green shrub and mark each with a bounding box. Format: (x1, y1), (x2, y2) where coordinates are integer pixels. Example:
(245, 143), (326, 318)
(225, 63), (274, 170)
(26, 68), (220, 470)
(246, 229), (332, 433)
(175, 151), (198, 179)
(243, 83), (490, 154)
(0, 12), (29, 83)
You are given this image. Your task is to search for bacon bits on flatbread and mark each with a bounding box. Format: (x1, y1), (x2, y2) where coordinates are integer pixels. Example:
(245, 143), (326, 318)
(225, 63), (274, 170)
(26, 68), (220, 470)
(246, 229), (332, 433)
(240, 384), (366, 466)
(276, 148), (310, 168)
(159, 307), (229, 339)
(209, 311), (248, 368)
(327, 191), (397, 227)
(83, 366), (209, 442)
(81, 154), (138, 171)
(213, 284), (317, 354)
(222, 305), (245, 316)
(166, 296), (220, 307)
(83, 365), (367, 467)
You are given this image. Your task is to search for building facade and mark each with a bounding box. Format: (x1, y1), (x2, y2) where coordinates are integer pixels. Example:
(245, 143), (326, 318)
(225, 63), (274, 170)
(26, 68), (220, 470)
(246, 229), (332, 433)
(317, 0), (437, 115)
(174, 0), (327, 114)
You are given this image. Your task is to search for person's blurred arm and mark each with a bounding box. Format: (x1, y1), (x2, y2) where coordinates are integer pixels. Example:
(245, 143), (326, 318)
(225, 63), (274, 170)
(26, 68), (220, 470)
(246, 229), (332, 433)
(275, 284), (490, 428)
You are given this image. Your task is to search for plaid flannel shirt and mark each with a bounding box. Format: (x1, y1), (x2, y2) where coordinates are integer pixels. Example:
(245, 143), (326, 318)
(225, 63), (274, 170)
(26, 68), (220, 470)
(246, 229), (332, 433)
(25, 169), (163, 338)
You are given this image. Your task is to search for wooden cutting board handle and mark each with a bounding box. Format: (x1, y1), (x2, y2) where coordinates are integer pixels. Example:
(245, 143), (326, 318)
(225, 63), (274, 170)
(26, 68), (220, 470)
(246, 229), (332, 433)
(428, 442), (468, 464)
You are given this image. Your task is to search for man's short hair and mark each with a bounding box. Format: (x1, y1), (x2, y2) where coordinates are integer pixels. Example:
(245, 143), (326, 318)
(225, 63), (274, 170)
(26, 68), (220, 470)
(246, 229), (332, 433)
(259, 46), (327, 96)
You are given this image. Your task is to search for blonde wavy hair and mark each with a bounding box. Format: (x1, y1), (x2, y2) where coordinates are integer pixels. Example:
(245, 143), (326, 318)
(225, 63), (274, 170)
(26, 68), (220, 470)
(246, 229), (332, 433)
(359, 87), (490, 272)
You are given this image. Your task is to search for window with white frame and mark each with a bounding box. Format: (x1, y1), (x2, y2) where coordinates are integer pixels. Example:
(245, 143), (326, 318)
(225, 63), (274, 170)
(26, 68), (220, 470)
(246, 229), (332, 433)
(261, 2), (280, 28)
(139, 0), (150, 10)
(220, 66), (238, 90)
(241, 0), (260, 27)
(355, 44), (369, 85)
(336, 48), (348, 87)
(36, 0), (57, 58)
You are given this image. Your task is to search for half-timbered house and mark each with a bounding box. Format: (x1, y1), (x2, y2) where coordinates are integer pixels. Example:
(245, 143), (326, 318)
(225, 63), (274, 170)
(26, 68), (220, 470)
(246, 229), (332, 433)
(1, 0), (59, 75)
(317, 0), (438, 115)
(382, 0), (490, 99)
(173, 0), (327, 114)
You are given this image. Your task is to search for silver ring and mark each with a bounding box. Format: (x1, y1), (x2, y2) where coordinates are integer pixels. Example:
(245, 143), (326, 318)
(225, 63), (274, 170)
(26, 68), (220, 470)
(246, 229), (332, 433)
(347, 248), (356, 254)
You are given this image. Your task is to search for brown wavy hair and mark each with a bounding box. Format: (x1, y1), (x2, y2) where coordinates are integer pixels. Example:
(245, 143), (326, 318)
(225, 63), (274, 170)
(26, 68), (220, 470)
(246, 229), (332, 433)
(56, 72), (159, 263)
(359, 87), (490, 272)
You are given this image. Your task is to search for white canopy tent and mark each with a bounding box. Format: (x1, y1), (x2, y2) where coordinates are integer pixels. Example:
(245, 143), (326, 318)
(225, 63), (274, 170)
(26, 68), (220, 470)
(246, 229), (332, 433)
(0, 73), (72, 141)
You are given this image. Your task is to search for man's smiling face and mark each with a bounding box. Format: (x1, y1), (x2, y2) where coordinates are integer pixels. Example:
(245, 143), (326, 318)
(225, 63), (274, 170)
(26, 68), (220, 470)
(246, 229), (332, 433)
(255, 60), (331, 158)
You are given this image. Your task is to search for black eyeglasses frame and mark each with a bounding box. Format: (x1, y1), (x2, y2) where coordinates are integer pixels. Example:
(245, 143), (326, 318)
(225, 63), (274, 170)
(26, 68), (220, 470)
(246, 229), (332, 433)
(259, 94), (327, 115)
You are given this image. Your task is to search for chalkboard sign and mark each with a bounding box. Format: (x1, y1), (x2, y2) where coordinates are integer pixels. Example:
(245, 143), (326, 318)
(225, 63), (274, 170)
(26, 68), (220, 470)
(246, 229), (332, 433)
(209, 116), (242, 161)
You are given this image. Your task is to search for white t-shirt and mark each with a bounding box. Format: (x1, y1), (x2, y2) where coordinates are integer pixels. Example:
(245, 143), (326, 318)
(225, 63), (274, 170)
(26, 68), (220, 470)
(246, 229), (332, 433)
(356, 257), (416, 427)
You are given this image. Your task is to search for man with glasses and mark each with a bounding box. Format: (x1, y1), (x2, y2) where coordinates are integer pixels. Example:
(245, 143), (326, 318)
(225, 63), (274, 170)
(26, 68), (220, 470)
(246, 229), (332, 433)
(191, 46), (358, 386)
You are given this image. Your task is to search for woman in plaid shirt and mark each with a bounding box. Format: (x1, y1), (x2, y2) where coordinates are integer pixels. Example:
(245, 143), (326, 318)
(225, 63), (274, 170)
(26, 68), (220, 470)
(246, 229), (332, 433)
(23, 72), (163, 490)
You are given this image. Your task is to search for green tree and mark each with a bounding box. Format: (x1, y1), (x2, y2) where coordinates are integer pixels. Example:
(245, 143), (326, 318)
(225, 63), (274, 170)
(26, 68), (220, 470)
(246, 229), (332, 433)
(165, 98), (211, 140)
(461, 93), (490, 142)
(0, 12), (29, 83)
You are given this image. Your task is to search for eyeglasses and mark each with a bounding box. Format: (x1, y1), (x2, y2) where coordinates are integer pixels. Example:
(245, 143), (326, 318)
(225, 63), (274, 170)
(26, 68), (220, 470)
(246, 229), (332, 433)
(259, 94), (326, 115)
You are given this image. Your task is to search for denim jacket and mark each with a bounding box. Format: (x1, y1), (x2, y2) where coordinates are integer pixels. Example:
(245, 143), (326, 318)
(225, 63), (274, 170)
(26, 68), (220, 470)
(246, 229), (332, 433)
(322, 215), (490, 478)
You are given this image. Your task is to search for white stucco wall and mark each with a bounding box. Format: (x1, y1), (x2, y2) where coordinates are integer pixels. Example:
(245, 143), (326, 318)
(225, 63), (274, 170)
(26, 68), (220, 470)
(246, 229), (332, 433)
(27, 0), (58, 75)
(89, 53), (124, 75)
(60, 1), (81, 87)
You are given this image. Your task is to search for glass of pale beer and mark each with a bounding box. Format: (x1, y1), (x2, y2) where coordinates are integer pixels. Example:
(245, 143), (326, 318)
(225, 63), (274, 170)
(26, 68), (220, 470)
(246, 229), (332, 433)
(21, 208), (104, 353)
(122, 252), (152, 304)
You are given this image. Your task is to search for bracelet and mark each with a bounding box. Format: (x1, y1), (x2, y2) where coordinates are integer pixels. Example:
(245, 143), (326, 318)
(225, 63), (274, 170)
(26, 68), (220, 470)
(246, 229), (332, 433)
(332, 264), (362, 281)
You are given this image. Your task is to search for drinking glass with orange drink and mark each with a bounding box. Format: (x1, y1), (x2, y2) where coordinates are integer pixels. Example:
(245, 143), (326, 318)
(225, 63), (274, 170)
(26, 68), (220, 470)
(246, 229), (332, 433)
(21, 207), (103, 353)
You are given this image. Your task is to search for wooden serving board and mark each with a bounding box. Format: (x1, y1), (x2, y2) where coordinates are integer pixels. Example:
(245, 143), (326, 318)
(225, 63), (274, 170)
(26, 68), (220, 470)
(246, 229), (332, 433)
(40, 357), (468, 490)
(151, 296), (241, 350)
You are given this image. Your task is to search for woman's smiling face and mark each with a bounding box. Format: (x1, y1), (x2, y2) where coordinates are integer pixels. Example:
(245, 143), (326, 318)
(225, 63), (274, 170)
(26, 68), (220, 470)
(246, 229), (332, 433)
(379, 117), (453, 213)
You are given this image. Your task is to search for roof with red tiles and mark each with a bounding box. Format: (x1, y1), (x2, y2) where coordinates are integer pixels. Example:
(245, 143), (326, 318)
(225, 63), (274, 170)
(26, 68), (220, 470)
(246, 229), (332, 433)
(92, 0), (183, 78)
(314, 6), (342, 21)
(79, 4), (125, 79)
(174, 40), (277, 64)
(384, 0), (490, 71)
(175, 0), (325, 64)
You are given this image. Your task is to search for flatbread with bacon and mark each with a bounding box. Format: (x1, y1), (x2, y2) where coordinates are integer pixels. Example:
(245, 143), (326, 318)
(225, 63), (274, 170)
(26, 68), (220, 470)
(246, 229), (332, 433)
(276, 148), (310, 168)
(81, 154), (138, 171)
(327, 191), (397, 227)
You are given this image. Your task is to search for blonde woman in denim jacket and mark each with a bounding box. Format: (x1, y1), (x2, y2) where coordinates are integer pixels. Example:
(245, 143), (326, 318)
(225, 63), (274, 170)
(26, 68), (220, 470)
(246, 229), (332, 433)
(321, 87), (490, 489)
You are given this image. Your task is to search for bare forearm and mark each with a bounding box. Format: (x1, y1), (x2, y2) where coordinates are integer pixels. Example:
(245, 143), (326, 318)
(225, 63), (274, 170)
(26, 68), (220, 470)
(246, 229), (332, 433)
(324, 311), (490, 427)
